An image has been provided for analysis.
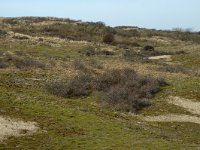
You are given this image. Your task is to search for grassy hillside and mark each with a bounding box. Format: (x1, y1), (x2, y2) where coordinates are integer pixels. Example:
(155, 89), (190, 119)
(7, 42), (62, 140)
(0, 17), (200, 149)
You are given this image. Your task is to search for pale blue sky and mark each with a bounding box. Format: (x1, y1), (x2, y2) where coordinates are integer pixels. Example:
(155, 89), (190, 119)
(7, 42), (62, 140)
(0, 0), (200, 30)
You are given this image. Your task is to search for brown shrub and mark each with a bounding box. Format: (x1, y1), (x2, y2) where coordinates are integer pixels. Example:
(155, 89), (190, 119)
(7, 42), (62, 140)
(46, 67), (167, 113)
(0, 59), (9, 68)
(46, 73), (93, 98)
(94, 68), (167, 112)
(0, 30), (7, 37)
(103, 33), (114, 44)
(14, 56), (46, 69)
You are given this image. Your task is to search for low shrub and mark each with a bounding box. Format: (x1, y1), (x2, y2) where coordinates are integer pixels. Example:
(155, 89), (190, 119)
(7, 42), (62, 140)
(143, 45), (154, 51)
(0, 30), (7, 37)
(71, 59), (87, 70)
(80, 46), (115, 56)
(99, 48), (115, 56)
(46, 67), (167, 113)
(141, 45), (173, 57)
(79, 46), (96, 56)
(103, 33), (114, 44)
(46, 73), (93, 98)
(123, 49), (137, 60)
(94, 68), (167, 112)
(0, 59), (9, 68)
(2, 18), (18, 25)
(14, 56), (46, 69)
(89, 59), (104, 69)
(175, 50), (186, 55)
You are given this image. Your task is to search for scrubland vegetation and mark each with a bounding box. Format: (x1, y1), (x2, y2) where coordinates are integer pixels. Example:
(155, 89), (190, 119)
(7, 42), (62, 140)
(0, 17), (200, 149)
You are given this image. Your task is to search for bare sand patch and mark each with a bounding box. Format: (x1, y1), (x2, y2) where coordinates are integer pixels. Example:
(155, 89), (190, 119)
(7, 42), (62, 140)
(148, 55), (172, 61)
(0, 116), (39, 141)
(143, 96), (200, 125)
(168, 96), (200, 115)
(144, 114), (200, 124)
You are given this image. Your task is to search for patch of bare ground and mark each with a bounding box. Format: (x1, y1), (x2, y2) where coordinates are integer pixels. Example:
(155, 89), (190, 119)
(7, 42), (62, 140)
(144, 114), (200, 124)
(168, 96), (200, 115)
(143, 96), (200, 124)
(0, 116), (39, 141)
(148, 55), (172, 61)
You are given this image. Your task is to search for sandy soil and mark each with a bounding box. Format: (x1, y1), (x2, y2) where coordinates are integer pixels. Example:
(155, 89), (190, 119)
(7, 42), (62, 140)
(0, 116), (39, 141)
(168, 96), (200, 115)
(143, 96), (200, 124)
(144, 114), (200, 124)
(148, 55), (172, 61)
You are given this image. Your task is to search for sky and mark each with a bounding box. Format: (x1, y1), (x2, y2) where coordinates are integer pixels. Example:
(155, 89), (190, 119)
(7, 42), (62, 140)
(0, 0), (200, 31)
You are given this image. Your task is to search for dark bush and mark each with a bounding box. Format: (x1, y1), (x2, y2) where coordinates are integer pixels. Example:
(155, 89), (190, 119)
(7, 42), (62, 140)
(95, 68), (167, 112)
(46, 67), (167, 113)
(94, 69), (137, 91)
(175, 50), (186, 55)
(79, 46), (96, 56)
(143, 45), (155, 51)
(0, 30), (7, 37)
(141, 46), (173, 57)
(0, 60), (9, 68)
(80, 46), (115, 56)
(99, 48), (115, 56)
(46, 73), (93, 98)
(103, 33), (114, 44)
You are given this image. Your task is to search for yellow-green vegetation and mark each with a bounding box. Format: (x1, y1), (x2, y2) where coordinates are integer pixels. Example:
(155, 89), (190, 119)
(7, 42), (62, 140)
(0, 17), (200, 149)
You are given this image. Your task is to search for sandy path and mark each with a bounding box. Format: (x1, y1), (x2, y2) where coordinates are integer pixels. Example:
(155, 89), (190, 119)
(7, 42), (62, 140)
(144, 114), (200, 124)
(0, 116), (39, 141)
(168, 96), (200, 115)
(143, 96), (200, 124)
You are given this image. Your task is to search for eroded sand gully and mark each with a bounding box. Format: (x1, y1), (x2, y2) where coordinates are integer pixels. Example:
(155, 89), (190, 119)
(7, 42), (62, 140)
(0, 116), (39, 141)
(144, 96), (200, 124)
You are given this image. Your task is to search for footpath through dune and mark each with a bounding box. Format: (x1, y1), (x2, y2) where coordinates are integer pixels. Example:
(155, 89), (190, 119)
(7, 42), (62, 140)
(143, 96), (200, 124)
(0, 116), (39, 141)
